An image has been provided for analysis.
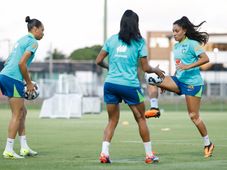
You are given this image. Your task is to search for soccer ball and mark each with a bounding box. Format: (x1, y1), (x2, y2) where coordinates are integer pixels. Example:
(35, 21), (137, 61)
(24, 81), (40, 100)
(145, 73), (164, 85)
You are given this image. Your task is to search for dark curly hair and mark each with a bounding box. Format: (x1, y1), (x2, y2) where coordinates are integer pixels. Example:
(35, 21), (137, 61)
(173, 16), (209, 45)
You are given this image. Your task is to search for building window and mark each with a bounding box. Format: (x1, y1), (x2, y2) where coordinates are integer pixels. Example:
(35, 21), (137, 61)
(150, 38), (169, 48)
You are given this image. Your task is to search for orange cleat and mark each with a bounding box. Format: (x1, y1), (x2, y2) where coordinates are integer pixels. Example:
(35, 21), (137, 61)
(204, 143), (214, 158)
(145, 107), (161, 118)
(99, 153), (111, 163)
(145, 155), (159, 164)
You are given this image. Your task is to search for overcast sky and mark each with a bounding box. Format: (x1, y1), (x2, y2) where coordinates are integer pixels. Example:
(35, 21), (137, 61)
(0, 0), (227, 61)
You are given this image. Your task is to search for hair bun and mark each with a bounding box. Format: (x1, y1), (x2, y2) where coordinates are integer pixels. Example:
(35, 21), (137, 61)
(124, 10), (133, 17)
(181, 16), (189, 21)
(25, 16), (31, 23)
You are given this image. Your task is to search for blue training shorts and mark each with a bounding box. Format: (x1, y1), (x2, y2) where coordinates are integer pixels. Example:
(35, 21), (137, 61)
(0, 74), (24, 98)
(171, 76), (204, 97)
(104, 82), (144, 105)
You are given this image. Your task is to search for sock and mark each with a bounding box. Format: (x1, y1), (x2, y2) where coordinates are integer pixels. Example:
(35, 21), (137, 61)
(143, 141), (153, 157)
(203, 135), (211, 146)
(19, 135), (29, 150)
(101, 141), (110, 156)
(150, 98), (158, 108)
(5, 138), (14, 152)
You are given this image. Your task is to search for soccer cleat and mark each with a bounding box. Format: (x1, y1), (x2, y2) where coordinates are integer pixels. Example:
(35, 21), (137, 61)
(145, 155), (159, 164)
(145, 107), (161, 118)
(99, 153), (111, 163)
(204, 143), (214, 158)
(3, 150), (24, 159)
(20, 148), (38, 156)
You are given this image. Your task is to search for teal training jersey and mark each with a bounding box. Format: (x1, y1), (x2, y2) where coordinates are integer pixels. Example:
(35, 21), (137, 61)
(173, 37), (205, 85)
(0, 33), (38, 81)
(103, 34), (148, 87)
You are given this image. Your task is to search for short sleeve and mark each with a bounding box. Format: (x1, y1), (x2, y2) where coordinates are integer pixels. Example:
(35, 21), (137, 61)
(102, 38), (110, 53)
(138, 39), (148, 58)
(191, 40), (204, 57)
(26, 40), (38, 53)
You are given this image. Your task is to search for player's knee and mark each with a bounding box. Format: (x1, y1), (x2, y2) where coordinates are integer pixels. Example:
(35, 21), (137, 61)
(15, 107), (26, 121)
(189, 112), (201, 125)
(13, 110), (24, 121)
(21, 107), (27, 115)
(24, 108), (27, 116)
(109, 118), (119, 126)
(136, 115), (145, 123)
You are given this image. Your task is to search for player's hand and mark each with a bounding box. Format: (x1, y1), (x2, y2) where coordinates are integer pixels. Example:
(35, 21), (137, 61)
(26, 82), (35, 93)
(176, 62), (190, 70)
(153, 65), (165, 79)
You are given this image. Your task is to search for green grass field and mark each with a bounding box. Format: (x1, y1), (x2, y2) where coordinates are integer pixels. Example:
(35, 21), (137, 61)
(0, 108), (226, 170)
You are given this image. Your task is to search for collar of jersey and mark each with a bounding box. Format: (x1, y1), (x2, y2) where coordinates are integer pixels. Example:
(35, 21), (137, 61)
(179, 36), (188, 44)
(28, 33), (35, 39)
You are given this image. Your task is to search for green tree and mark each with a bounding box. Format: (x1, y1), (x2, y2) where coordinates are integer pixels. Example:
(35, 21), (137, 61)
(69, 45), (102, 60)
(45, 48), (66, 60)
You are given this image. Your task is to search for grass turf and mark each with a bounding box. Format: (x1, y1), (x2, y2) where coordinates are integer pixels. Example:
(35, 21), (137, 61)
(0, 108), (226, 170)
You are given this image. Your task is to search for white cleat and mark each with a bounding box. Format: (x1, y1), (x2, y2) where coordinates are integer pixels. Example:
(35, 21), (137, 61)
(3, 150), (24, 159)
(20, 148), (38, 156)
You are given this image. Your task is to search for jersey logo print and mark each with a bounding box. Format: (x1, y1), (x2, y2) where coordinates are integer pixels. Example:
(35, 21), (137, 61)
(116, 45), (127, 53)
(194, 45), (202, 52)
(32, 43), (38, 49)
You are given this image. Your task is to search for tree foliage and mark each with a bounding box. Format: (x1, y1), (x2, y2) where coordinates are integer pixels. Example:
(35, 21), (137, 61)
(69, 45), (102, 60)
(45, 48), (66, 60)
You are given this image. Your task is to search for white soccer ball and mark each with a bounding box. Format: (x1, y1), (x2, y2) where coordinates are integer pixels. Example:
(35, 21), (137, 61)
(145, 73), (164, 85)
(24, 81), (40, 100)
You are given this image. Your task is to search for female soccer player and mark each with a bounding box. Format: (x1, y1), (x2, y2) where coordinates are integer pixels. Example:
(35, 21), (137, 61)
(0, 16), (44, 158)
(148, 16), (214, 158)
(96, 9), (164, 164)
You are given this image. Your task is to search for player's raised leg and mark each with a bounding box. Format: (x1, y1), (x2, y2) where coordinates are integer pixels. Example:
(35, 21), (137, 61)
(145, 85), (161, 118)
(158, 76), (180, 94)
